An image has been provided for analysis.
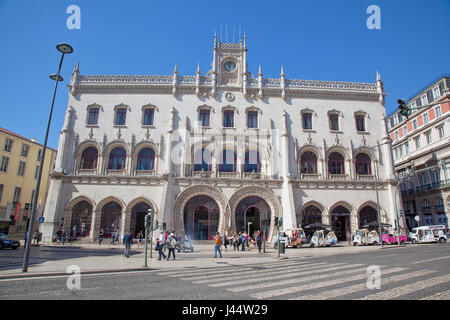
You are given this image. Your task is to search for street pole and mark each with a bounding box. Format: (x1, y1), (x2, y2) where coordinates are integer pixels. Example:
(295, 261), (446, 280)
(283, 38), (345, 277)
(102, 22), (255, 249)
(374, 163), (383, 247)
(144, 214), (149, 268)
(263, 225), (266, 253)
(277, 224), (280, 258)
(22, 43), (73, 273)
(149, 208), (154, 259)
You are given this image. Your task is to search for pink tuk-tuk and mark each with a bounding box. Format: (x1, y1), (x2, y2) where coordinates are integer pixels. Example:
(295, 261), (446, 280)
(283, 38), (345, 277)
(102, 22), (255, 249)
(381, 233), (407, 245)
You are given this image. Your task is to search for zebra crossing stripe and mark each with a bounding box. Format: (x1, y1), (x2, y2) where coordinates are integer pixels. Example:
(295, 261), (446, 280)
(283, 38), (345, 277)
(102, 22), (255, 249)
(292, 269), (437, 300)
(207, 263), (352, 288)
(193, 262), (339, 285)
(420, 289), (450, 300)
(250, 267), (406, 299)
(410, 256), (450, 264)
(358, 273), (450, 300)
(159, 259), (314, 279)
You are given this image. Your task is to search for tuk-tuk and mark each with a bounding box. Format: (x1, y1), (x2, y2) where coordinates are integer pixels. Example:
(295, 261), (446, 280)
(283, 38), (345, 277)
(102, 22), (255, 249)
(310, 230), (337, 247)
(286, 228), (306, 248)
(410, 225), (447, 244)
(381, 230), (407, 245)
(352, 229), (379, 246)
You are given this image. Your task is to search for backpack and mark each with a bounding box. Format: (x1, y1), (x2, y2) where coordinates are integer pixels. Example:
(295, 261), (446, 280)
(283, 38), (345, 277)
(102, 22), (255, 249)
(215, 236), (221, 245)
(169, 236), (176, 248)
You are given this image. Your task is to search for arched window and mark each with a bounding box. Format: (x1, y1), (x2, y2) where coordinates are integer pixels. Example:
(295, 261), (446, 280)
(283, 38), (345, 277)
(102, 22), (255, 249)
(328, 152), (345, 174)
(137, 148), (155, 170)
(300, 151), (317, 174)
(80, 147), (98, 169)
(108, 147), (126, 170)
(244, 150), (261, 173)
(194, 148), (212, 172)
(219, 149), (237, 172)
(355, 153), (371, 175)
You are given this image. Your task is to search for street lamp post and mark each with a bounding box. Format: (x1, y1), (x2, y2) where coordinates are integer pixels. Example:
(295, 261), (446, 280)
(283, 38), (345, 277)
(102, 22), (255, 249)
(22, 43), (73, 273)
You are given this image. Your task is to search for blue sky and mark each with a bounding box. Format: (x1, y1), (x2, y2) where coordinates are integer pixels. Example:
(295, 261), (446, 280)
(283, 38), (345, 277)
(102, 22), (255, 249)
(0, 0), (449, 149)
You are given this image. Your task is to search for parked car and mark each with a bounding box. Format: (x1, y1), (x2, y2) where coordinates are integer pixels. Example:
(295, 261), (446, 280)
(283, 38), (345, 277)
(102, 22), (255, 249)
(0, 233), (20, 250)
(352, 229), (379, 246)
(310, 230), (337, 247)
(409, 225), (447, 244)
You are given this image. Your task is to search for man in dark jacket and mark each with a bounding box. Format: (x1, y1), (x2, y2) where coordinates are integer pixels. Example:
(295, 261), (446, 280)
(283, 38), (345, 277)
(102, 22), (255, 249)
(123, 232), (133, 258)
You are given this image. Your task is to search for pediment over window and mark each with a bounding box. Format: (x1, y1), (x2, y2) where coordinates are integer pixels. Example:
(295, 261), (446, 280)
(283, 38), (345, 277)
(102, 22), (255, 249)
(141, 103), (157, 112)
(197, 104), (214, 113)
(114, 103), (130, 112)
(86, 103), (103, 112)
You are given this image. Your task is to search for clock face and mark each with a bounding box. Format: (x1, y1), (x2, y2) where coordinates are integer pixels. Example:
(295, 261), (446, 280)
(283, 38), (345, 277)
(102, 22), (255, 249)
(223, 61), (236, 72)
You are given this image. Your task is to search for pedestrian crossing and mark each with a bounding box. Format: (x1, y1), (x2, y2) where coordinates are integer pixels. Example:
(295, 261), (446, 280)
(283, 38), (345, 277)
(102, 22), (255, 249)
(156, 258), (450, 300)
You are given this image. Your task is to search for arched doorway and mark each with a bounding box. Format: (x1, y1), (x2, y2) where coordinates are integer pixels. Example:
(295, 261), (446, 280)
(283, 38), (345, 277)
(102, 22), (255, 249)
(331, 206), (350, 241)
(100, 201), (122, 237)
(71, 201), (92, 237)
(359, 206), (378, 229)
(130, 202), (151, 237)
(183, 195), (219, 240)
(300, 205), (322, 238)
(235, 197), (271, 239)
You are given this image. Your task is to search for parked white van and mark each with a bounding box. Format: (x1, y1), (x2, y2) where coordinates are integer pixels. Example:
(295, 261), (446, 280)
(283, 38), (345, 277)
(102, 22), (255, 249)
(410, 225), (447, 244)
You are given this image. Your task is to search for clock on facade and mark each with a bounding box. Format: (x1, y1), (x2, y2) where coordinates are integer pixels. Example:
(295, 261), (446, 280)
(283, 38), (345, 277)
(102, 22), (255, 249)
(223, 61), (236, 72)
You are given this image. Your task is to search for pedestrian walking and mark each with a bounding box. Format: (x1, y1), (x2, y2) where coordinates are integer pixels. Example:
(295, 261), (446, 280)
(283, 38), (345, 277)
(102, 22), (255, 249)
(111, 229), (117, 245)
(24, 231), (29, 246)
(98, 229), (104, 246)
(123, 232), (133, 258)
(256, 230), (263, 253)
(240, 232), (246, 251)
(156, 239), (167, 260)
(214, 232), (223, 258)
(55, 228), (63, 245)
(62, 231), (67, 245)
(137, 231), (144, 248)
(32, 231), (41, 245)
(167, 232), (177, 260)
(223, 235), (229, 251)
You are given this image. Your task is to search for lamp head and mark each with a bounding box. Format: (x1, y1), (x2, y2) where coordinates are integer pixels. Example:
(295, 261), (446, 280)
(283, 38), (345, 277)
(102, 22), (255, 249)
(49, 74), (64, 82)
(56, 43), (74, 54)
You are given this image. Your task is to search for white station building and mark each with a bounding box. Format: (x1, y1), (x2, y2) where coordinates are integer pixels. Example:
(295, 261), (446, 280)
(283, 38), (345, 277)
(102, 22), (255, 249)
(40, 35), (404, 243)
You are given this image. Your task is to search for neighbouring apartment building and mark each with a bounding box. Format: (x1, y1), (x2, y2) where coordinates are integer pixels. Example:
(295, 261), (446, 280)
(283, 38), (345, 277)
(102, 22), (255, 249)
(387, 75), (450, 230)
(0, 127), (57, 236)
(40, 35), (404, 243)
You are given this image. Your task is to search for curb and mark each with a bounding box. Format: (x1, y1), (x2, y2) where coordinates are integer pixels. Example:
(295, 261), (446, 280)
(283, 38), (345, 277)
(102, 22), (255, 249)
(0, 267), (154, 280)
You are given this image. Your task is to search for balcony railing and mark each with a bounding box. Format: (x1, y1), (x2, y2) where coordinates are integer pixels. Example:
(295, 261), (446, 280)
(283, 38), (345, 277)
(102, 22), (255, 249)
(356, 174), (375, 181)
(329, 174), (349, 181)
(134, 170), (156, 176)
(77, 169), (97, 175)
(105, 169), (126, 175)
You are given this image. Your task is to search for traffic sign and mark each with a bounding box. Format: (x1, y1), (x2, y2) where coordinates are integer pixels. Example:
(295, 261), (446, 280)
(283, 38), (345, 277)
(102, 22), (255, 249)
(414, 215), (420, 222)
(38, 217), (45, 223)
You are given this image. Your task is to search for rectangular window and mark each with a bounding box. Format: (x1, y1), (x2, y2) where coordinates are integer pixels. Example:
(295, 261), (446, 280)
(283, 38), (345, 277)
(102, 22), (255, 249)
(399, 145), (404, 157)
(17, 161), (26, 176)
(425, 131), (432, 145)
(88, 108), (99, 125)
(355, 115), (366, 132)
(329, 114), (339, 131)
(413, 119), (418, 130)
(403, 125), (408, 136)
(398, 114), (403, 123)
(115, 108), (127, 125)
(0, 184), (3, 202)
(199, 109), (210, 127)
(395, 131), (399, 140)
(34, 165), (39, 179)
(421, 94), (428, 106)
(435, 105), (442, 118)
(37, 149), (42, 162)
(13, 187), (21, 203)
(405, 141), (410, 155)
(423, 112), (429, 124)
(143, 108), (154, 126)
(432, 86), (441, 100)
(248, 111), (258, 128)
(437, 126), (445, 139)
(223, 110), (234, 127)
(0, 156), (9, 172)
(411, 101), (417, 114)
(21, 144), (29, 157)
(414, 137), (420, 149)
(4, 138), (13, 152)
(30, 190), (35, 208)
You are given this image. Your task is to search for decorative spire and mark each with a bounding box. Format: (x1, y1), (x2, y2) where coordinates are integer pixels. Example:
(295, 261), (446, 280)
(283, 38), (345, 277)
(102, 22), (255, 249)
(376, 70), (381, 81)
(73, 61), (80, 73)
(281, 65), (285, 77)
(173, 63), (178, 74)
(243, 32), (247, 49)
(258, 65), (262, 76)
(196, 63), (201, 74)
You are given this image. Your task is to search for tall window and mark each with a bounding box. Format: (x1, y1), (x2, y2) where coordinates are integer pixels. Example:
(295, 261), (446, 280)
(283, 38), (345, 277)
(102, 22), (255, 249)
(300, 151), (317, 174)
(247, 111), (258, 128)
(34, 165), (39, 179)
(421, 94), (428, 106)
(405, 141), (410, 155)
(403, 125), (408, 136)
(355, 153), (371, 175)
(435, 105), (442, 118)
(244, 150), (261, 173)
(13, 187), (21, 203)
(0, 156), (9, 172)
(223, 110), (234, 127)
(115, 108), (127, 125)
(355, 115), (366, 132)
(413, 119), (418, 130)
(329, 114), (339, 131)
(199, 109), (210, 127)
(21, 144), (29, 157)
(88, 108), (99, 125)
(4, 138), (13, 152)
(425, 131), (432, 145)
(302, 113), (312, 130)
(37, 149), (42, 161)
(194, 148), (212, 172)
(108, 147), (126, 170)
(0, 184), (3, 202)
(17, 161), (26, 176)
(328, 152), (345, 174)
(437, 126), (445, 139)
(143, 108), (154, 126)
(423, 112), (429, 124)
(219, 150), (237, 172)
(414, 137), (421, 149)
(80, 147), (98, 169)
(137, 148), (155, 170)
(432, 86), (441, 100)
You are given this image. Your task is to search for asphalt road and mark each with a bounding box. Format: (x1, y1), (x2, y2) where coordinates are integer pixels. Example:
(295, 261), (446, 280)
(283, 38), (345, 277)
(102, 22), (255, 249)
(0, 243), (449, 301)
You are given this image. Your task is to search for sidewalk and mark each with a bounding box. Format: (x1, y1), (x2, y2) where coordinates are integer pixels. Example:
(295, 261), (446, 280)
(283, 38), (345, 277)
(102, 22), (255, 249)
(0, 241), (386, 279)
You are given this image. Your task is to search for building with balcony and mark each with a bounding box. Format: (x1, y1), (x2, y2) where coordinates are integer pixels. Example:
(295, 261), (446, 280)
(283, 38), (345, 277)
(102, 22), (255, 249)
(387, 75), (450, 230)
(0, 128), (56, 236)
(41, 35), (402, 243)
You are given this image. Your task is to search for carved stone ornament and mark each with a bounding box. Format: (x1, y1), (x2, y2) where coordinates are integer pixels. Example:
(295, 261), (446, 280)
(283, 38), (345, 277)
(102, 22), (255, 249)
(225, 92), (235, 102)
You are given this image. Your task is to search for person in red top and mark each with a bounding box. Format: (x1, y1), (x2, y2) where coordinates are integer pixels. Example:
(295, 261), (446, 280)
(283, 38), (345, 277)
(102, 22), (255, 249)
(214, 232), (223, 258)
